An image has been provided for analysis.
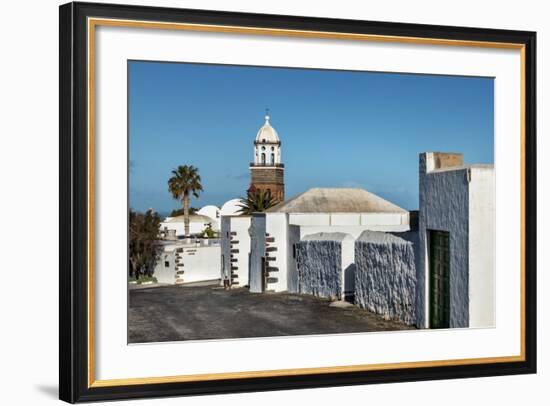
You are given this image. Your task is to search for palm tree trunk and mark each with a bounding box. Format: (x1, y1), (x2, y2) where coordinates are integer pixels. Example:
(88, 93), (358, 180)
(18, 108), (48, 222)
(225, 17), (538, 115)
(183, 193), (190, 237)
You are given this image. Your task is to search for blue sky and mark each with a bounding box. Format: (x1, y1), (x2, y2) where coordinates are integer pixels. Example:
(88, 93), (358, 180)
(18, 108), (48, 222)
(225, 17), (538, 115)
(129, 61), (493, 213)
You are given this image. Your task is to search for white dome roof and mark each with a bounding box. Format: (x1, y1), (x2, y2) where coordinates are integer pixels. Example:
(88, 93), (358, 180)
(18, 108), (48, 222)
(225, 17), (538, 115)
(197, 205), (220, 221)
(220, 199), (243, 216)
(255, 114), (279, 143)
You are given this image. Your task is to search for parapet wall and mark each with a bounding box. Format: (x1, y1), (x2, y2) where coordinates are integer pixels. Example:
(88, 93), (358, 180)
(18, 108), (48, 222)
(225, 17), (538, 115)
(295, 233), (350, 299)
(355, 231), (417, 325)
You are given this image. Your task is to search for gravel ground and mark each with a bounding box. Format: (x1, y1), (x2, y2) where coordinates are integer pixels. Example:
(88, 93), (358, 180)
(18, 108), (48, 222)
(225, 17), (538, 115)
(128, 284), (415, 343)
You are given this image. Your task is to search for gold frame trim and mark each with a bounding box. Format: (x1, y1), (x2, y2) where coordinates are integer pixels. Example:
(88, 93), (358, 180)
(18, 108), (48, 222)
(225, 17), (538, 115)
(87, 17), (526, 388)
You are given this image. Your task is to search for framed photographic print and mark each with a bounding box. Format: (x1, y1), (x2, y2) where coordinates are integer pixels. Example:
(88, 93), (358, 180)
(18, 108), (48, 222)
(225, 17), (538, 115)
(59, 1), (537, 403)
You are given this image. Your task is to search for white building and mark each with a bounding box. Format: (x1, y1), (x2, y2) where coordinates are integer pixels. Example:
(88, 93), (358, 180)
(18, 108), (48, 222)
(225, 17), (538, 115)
(153, 240), (221, 285)
(196, 205), (221, 230)
(220, 215), (252, 287)
(220, 199), (243, 216)
(295, 232), (356, 300)
(247, 187), (411, 293)
(160, 213), (217, 238)
(417, 152), (495, 329)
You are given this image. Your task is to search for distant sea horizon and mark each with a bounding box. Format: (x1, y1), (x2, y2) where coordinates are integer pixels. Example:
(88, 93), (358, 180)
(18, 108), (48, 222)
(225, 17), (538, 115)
(131, 208), (221, 221)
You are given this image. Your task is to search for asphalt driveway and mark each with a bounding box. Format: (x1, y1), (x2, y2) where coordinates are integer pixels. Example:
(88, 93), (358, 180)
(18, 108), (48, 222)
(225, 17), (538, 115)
(128, 284), (414, 343)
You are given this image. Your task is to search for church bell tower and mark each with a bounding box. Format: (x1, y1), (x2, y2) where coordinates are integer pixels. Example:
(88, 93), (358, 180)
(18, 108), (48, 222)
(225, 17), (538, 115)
(249, 110), (285, 202)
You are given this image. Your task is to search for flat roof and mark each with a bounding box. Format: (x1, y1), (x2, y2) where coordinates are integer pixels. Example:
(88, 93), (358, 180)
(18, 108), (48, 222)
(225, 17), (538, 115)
(430, 163), (494, 174)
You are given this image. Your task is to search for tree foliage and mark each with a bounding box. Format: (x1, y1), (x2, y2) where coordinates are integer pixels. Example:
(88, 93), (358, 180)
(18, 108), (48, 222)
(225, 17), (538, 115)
(129, 209), (161, 278)
(168, 165), (203, 236)
(202, 223), (216, 238)
(237, 189), (278, 214)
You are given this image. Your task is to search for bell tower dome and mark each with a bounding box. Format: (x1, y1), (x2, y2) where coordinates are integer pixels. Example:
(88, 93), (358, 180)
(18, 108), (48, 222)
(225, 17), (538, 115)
(249, 110), (285, 202)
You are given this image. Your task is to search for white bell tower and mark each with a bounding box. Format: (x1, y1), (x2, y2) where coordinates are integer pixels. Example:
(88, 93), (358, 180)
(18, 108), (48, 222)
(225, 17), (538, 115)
(249, 109), (285, 202)
(254, 109), (281, 165)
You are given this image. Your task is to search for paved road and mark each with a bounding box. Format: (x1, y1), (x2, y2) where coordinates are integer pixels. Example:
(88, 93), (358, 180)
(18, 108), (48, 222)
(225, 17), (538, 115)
(129, 285), (414, 343)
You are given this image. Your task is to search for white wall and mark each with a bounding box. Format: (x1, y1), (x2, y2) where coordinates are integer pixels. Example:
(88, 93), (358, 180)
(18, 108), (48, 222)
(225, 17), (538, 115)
(419, 154), (470, 328)
(160, 219), (211, 236)
(419, 155), (496, 329)
(288, 212), (409, 230)
(220, 216), (231, 281)
(298, 225), (404, 239)
(220, 216), (252, 287)
(255, 144), (281, 165)
(468, 167), (496, 327)
(355, 232), (417, 325)
(178, 245), (221, 283)
(153, 248), (179, 284)
(154, 244), (221, 284)
(249, 214), (266, 293)
(2, 1), (547, 406)
(265, 213), (289, 291)
(197, 205), (221, 230)
(341, 237), (356, 299)
(267, 212), (408, 293)
(229, 216), (252, 287)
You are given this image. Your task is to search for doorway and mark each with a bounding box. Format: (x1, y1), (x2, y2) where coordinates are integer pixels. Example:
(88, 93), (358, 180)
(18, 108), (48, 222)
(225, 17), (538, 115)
(429, 230), (450, 328)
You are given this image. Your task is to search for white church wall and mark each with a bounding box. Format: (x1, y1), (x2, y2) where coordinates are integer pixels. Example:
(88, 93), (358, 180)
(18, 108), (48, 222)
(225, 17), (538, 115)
(468, 167), (496, 328)
(254, 144), (280, 165)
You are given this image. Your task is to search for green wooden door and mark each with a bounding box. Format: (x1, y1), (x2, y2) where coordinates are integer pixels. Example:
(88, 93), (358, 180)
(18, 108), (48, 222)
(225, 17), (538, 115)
(429, 230), (450, 328)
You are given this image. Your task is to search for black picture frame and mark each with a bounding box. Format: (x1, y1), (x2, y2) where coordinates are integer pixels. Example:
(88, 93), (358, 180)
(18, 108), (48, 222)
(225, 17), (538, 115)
(59, 1), (537, 403)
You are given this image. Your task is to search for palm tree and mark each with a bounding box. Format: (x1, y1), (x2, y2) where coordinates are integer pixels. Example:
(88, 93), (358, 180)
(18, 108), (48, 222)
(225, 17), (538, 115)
(168, 165), (203, 236)
(238, 189), (278, 214)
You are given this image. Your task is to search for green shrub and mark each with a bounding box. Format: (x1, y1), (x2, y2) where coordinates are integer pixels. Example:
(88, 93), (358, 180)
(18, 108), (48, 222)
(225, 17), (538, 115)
(138, 275), (157, 284)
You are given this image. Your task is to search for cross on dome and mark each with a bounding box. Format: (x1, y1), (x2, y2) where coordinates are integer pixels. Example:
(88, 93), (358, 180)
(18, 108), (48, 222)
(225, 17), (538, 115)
(255, 108), (279, 143)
